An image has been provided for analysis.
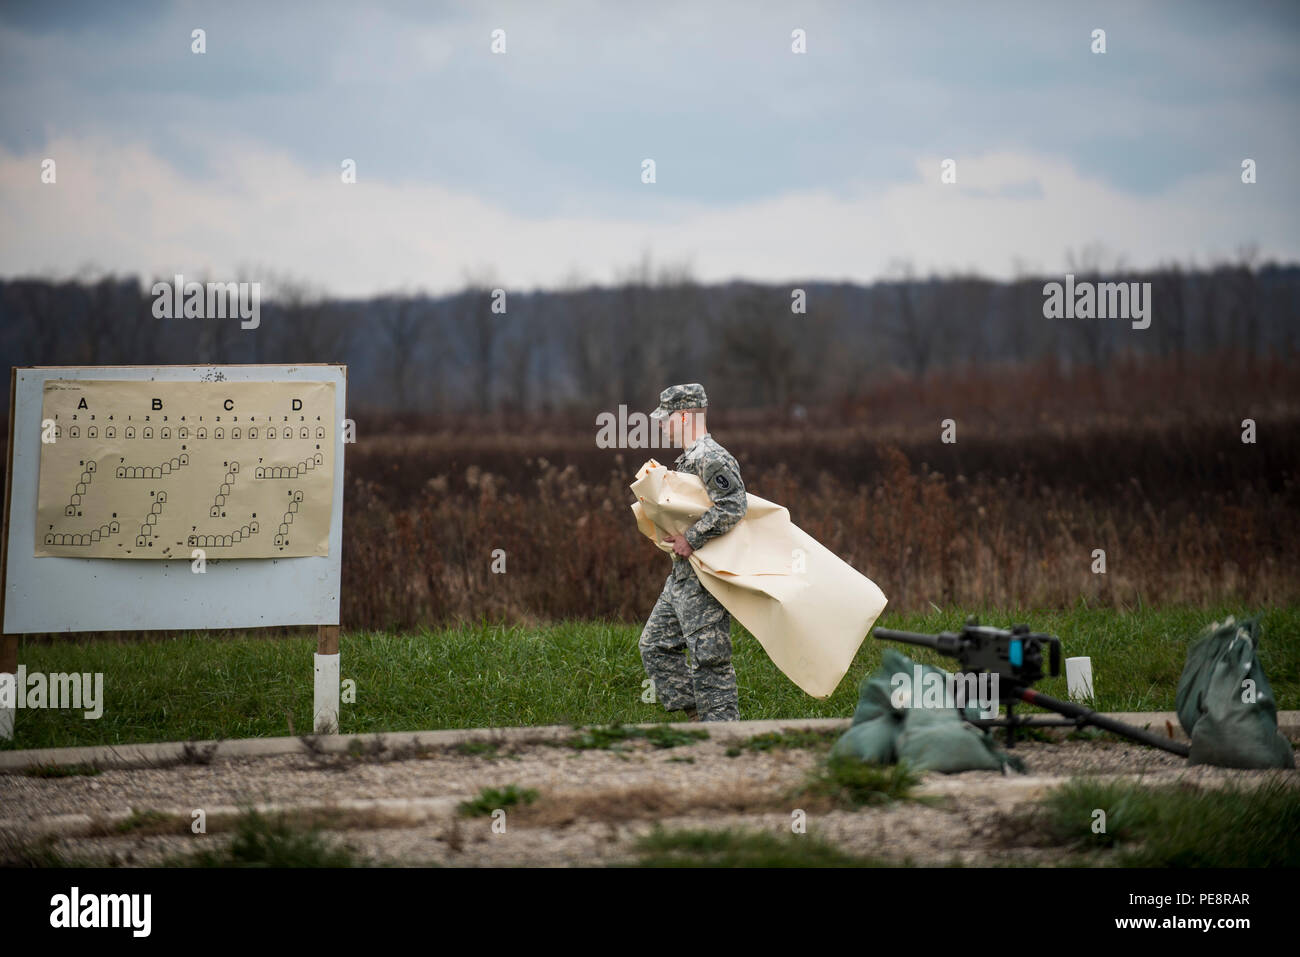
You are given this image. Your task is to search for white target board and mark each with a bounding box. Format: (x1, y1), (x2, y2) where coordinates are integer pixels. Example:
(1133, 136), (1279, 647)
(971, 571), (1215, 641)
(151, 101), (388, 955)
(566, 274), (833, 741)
(2, 366), (347, 633)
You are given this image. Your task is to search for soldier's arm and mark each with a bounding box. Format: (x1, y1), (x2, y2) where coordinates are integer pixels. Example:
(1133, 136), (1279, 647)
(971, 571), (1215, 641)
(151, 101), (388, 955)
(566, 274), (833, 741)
(683, 457), (746, 550)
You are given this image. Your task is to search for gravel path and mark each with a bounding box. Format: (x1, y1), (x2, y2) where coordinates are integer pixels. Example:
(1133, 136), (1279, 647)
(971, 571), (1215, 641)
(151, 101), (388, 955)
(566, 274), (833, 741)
(3, 728), (1296, 867)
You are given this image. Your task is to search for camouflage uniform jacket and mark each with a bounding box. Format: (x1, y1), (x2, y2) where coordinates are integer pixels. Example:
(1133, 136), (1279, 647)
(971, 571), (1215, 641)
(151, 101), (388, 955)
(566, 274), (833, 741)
(671, 433), (746, 577)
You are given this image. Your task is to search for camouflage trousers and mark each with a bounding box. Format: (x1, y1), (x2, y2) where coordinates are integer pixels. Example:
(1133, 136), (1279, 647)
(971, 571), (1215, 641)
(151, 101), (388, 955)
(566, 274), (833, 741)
(638, 563), (739, 722)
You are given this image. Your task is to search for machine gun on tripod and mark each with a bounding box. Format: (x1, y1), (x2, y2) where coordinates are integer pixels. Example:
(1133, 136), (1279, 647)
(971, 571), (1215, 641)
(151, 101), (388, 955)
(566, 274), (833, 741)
(873, 617), (1189, 757)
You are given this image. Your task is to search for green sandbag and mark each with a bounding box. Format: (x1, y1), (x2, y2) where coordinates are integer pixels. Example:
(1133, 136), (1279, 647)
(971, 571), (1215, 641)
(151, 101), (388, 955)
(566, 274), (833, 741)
(831, 714), (899, 762)
(850, 669), (896, 726)
(896, 707), (1005, 773)
(836, 647), (1023, 774)
(852, 649), (988, 725)
(1175, 616), (1295, 770)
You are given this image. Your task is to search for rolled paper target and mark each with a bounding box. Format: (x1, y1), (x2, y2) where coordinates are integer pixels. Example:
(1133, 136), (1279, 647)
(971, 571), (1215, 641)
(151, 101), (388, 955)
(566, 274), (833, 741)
(1066, 656), (1094, 701)
(630, 459), (887, 698)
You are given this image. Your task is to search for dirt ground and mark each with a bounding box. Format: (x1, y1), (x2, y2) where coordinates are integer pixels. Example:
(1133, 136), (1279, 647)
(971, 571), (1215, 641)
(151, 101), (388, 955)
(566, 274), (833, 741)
(3, 726), (1297, 867)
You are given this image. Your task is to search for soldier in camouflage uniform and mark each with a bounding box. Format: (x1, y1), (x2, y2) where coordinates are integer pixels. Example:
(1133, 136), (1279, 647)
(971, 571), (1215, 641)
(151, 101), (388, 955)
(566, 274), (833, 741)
(638, 383), (745, 722)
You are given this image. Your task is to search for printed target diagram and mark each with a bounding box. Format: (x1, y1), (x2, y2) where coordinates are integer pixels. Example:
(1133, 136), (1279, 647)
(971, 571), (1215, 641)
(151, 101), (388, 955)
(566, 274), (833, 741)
(35, 379), (336, 559)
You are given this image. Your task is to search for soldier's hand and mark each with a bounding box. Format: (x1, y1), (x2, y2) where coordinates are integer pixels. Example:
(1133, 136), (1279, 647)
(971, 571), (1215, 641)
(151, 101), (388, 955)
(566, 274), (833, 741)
(663, 534), (693, 557)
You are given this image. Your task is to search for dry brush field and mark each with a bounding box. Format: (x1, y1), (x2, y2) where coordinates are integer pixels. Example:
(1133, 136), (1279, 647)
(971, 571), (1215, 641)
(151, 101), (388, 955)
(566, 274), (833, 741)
(340, 353), (1300, 629)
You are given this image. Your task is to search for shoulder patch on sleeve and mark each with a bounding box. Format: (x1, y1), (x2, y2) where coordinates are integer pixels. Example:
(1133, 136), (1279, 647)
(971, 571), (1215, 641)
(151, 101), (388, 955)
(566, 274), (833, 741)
(713, 473), (731, 490)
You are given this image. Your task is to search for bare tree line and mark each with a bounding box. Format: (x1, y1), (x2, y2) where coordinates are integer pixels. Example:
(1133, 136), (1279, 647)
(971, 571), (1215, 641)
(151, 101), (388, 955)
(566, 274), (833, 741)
(1, 248), (1295, 418)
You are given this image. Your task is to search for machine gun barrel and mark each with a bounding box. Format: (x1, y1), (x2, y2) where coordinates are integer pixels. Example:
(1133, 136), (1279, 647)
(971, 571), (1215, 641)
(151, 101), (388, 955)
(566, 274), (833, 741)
(871, 628), (963, 657)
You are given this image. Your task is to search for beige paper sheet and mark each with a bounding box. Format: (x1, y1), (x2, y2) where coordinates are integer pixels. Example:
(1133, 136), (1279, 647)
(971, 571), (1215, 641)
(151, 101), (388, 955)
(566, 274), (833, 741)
(631, 459), (888, 698)
(35, 380), (335, 559)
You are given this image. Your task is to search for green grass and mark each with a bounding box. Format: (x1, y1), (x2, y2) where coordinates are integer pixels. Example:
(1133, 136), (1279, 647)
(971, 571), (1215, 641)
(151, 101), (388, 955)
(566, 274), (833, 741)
(554, 722), (709, 751)
(642, 724), (710, 749)
(3, 603), (1297, 750)
(995, 724), (1056, 745)
(23, 762), (102, 778)
(735, 729), (841, 753)
(115, 808), (183, 835)
(0, 834), (96, 867)
(1034, 776), (1300, 867)
(457, 784), (539, 817)
(3, 808), (379, 868)
(167, 807), (367, 867)
(799, 754), (925, 808)
(630, 825), (892, 867)
(455, 740), (500, 757)
(558, 723), (639, 750)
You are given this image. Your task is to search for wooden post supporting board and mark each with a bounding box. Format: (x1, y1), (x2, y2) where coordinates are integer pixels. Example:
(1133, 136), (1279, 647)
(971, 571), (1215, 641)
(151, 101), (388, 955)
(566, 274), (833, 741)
(1, 369), (17, 738)
(0, 635), (16, 740)
(315, 624), (340, 734)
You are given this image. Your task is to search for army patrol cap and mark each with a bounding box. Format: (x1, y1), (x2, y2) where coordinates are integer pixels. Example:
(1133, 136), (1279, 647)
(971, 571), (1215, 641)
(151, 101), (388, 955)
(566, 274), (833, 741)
(650, 383), (708, 420)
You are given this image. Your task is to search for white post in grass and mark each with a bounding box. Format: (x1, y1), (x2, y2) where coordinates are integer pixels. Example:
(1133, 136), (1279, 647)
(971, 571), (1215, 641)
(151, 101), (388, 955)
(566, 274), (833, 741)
(1066, 656), (1094, 702)
(315, 625), (340, 734)
(0, 679), (13, 740)
(0, 636), (17, 740)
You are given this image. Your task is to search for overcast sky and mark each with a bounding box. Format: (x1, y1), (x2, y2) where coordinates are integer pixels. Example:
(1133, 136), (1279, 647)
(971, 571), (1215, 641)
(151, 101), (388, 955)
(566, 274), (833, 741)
(1, 0), (1297, 297)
